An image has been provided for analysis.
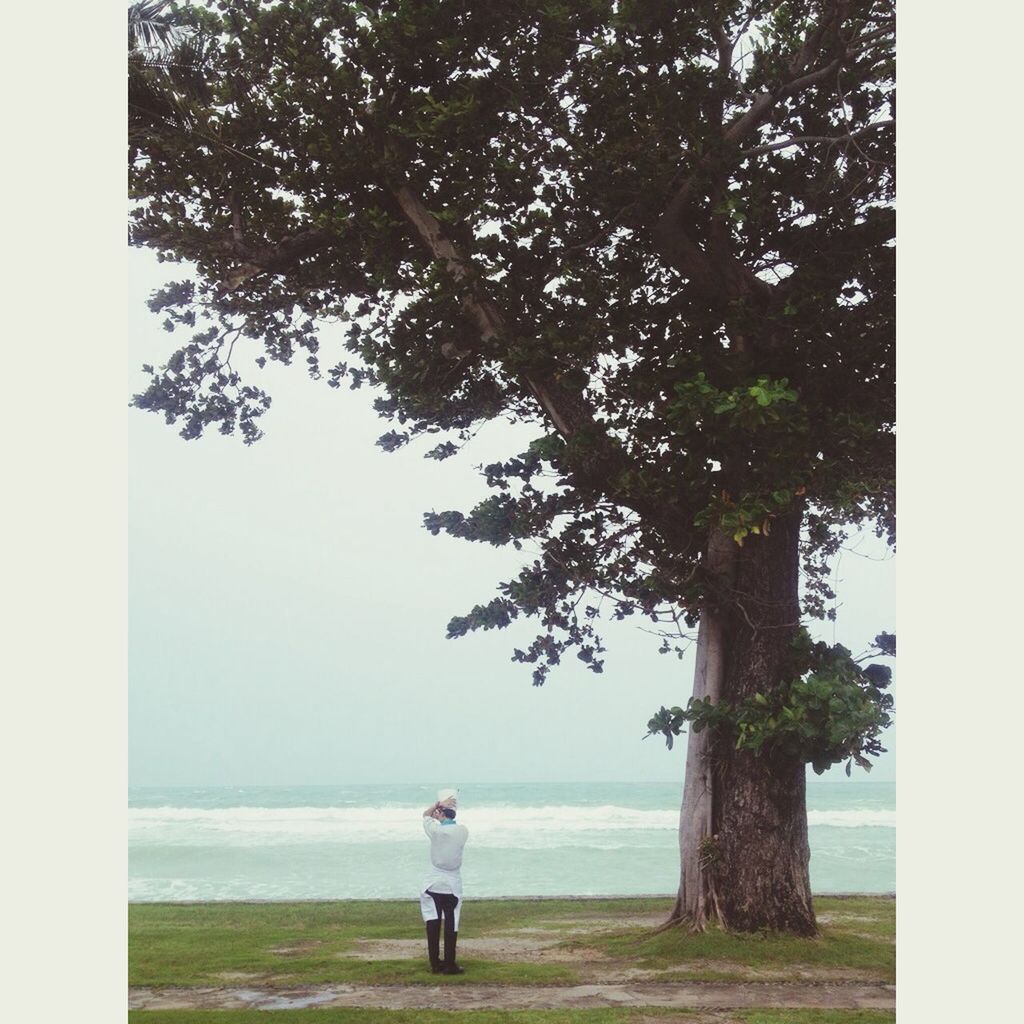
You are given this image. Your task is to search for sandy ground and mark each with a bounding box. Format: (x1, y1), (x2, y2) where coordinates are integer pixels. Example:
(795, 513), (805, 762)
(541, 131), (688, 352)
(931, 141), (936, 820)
(129, 981), (895, 1011)
(345, 936), (605, 963)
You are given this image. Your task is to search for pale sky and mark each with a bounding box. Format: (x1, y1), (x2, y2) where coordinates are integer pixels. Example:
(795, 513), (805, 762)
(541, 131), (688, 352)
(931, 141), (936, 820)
(128, 249), (896, 786)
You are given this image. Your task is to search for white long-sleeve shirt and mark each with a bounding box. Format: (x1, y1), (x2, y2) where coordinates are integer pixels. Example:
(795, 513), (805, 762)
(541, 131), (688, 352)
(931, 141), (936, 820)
(419, 815), (469, 927)
(423, 815), (469, 874)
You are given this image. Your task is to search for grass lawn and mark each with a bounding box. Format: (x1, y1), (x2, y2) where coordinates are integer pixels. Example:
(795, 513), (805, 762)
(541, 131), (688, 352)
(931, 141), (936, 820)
(129, 895), (894, 990)
(578, 896), (895, 982)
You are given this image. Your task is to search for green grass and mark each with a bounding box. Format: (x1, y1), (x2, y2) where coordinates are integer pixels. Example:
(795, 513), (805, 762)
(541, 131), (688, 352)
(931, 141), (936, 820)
(565, 896), (894, 983)
(128, 900), (584, 987)
(464, 897), (671, 935)
(738, 1015), (893, 1024)
(129, 896), (895, 989)
(128, 1011), (895, 1024)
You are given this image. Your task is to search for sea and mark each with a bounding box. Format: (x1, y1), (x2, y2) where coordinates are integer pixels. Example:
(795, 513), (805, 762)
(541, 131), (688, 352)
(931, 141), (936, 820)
(128, 780), (895, 902)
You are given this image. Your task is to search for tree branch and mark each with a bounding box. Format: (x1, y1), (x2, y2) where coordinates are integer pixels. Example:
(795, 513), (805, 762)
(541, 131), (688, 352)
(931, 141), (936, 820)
(218, 227), (337, 293)
(229, 190), (246, 247)
(713, 20), (733, 77)
(393, 183), (599, 439)
(720, 55), (844, 150)
(652, 2), (893, 307)
(740, 119), (894, 157)
(559, 201), (637, 258)
(390, 180), (695, 553)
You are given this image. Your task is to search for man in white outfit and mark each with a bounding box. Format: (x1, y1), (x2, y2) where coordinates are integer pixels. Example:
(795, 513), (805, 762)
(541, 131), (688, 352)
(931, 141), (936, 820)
(419, 788), (469, 975)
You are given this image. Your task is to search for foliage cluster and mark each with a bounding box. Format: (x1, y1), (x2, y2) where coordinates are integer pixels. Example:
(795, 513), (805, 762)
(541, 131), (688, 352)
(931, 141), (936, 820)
(646, 631), (894, 774)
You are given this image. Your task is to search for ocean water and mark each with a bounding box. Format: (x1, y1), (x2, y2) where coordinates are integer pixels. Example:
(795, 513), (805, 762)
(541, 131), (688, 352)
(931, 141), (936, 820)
(128, 780), (894, 902)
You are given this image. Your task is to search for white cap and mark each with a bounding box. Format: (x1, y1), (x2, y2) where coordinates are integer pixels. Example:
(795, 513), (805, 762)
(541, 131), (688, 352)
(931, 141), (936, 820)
(437, 788), (458, 807)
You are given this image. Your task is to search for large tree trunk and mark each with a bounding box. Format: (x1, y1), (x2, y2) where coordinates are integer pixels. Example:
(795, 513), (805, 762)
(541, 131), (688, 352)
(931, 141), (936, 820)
(670, 527), (734, 928)
(670, 509), (816, 936)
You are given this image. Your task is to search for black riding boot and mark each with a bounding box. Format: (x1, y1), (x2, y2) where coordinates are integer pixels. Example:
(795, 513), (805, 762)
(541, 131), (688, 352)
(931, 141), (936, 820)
(425, 919), (442, 973)
(443, 929), (464, 974)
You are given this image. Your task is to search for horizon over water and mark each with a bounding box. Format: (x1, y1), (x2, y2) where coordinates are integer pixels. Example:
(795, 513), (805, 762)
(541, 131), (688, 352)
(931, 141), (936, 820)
(128, 780), (895, 902)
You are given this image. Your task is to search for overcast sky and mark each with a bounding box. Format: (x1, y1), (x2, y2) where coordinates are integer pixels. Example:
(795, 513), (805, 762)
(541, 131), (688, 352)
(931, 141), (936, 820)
(128, 249), (895, 787)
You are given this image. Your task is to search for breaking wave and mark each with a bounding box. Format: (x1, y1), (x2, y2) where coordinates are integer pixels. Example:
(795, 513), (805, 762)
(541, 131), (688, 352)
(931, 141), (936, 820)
(129, 803), (894, 848)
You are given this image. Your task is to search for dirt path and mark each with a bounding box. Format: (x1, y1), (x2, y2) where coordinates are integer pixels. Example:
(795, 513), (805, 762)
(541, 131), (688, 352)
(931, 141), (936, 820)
(129, 981), (895, 1012)
(340, 935), (881, 984)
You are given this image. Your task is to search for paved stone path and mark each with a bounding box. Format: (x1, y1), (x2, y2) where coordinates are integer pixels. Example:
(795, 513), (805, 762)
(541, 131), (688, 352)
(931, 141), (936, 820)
(129, 980), (895, 1012)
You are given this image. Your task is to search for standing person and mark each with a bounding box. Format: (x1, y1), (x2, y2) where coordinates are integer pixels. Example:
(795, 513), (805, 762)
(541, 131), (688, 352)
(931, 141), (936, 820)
(419, 788), (468, 975)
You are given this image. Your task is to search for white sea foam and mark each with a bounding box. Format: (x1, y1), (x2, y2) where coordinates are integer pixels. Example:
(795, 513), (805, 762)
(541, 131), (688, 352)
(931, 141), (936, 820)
(128, 803), (894, 849)
(807, 809), (896, 828)
(128, 804), (669, 848)
(128, 784), (896, 899)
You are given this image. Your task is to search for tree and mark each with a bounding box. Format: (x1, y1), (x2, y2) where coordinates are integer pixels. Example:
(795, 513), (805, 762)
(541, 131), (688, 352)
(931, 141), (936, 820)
(129, 0), (895, 936)
(129, 1), (217, 160)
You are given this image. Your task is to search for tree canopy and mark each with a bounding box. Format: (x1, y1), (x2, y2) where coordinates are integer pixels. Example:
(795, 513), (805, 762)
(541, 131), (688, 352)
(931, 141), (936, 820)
(130, 0), (894, 707)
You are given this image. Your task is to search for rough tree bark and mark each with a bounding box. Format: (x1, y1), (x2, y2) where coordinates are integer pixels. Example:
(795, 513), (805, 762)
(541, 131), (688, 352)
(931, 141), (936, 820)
(670, 527), (735, 929)
(670, 509), (816, 935)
